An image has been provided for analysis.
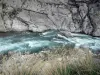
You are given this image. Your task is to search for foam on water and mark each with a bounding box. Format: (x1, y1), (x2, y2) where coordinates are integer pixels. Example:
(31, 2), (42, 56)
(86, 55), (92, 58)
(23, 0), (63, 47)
(0, 30), (100, 54)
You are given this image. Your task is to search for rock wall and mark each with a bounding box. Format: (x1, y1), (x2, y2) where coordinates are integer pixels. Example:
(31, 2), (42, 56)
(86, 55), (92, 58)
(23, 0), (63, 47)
(0, 0), (100, 36)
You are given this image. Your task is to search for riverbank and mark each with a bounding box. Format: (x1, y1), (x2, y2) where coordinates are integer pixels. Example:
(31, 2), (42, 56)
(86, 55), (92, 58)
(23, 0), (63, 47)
(0, 47), (100, 75)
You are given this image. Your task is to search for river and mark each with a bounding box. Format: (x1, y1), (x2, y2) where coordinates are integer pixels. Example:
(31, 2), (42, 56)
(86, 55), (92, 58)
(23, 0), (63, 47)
(0, 30), (100, 54)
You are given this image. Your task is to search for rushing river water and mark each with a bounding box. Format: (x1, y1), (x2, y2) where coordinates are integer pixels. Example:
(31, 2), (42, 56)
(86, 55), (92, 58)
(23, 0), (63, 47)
(0, 30), (100, 54)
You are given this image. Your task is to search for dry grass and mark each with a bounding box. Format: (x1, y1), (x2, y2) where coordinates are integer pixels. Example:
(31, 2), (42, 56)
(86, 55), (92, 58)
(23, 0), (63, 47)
(0, 47), (100, 75)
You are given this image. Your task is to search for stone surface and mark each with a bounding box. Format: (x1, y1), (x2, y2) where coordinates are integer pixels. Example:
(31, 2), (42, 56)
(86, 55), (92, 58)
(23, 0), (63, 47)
(12, 18), (28, 31)
(0, 0), (100, 36)
(0, 15), (6, 32)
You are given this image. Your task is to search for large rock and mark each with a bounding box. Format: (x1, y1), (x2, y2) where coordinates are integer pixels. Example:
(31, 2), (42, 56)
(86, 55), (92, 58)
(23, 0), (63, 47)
(0, 15), (6, 32)
(12, 18), (28, 31)
(89, 4), (100, 36)
(17, 10), (55, 32)
(0, 0), (100, 36)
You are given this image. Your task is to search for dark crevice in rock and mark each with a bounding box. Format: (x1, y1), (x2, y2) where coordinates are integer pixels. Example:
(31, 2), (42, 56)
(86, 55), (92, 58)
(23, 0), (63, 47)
(86, 4), (97, 35)
(22, 8), (58, 29)
(22, 8), (48, 16)
(67, 0), (100, 35)
(1, 2), (7, 31)
(16, 16), (30, 27)
(0, 0), (100, 36)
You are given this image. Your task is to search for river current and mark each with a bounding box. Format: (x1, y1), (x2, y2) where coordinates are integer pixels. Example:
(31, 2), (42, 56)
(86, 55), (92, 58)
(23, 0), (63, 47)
(0, 30), (100, 54)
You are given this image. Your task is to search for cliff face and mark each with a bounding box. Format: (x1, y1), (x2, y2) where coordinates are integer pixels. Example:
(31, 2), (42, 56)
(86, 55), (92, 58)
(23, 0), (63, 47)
(0, 0), (100, 36)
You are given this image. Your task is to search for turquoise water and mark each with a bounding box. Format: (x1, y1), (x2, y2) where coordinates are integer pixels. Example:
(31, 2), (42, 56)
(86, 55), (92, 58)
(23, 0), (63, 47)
(0, 30), (100, 54)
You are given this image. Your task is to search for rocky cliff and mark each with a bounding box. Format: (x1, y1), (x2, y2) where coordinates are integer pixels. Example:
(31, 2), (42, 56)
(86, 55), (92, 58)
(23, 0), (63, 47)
(0, 0), (100, 36)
